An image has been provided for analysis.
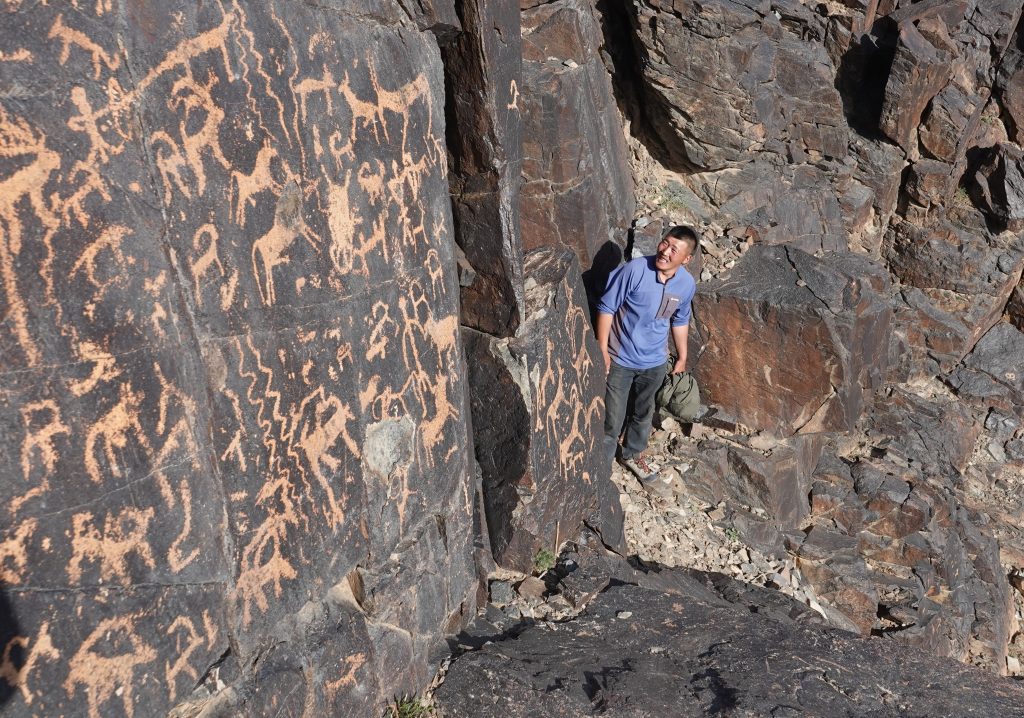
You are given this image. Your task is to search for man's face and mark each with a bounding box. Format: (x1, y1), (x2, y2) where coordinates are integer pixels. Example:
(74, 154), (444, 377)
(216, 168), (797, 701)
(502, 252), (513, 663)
(654, 236), (694, 273)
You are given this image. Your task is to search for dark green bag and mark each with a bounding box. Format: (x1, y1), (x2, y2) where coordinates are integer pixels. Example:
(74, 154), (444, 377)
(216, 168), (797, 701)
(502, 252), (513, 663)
(655, 361), (700, 422)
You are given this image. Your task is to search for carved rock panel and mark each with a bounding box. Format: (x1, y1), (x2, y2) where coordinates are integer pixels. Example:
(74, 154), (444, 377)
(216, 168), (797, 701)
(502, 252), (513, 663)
(0, 1), (479, 715)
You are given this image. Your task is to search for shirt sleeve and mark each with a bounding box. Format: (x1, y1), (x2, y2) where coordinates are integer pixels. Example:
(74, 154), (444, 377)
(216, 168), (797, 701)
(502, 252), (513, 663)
(671, 283), (695, 327)
(596, 261), (635, 315)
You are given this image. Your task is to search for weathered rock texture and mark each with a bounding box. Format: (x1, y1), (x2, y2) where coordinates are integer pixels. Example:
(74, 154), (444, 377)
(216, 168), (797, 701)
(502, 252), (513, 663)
(443, 0), (525, 336)
(694, 246), (892, 437)
(0, 3), (483, 715)
(519, 0), (635, 278)
(465, 247), (623, 572)
(435, 567), (1024, 716)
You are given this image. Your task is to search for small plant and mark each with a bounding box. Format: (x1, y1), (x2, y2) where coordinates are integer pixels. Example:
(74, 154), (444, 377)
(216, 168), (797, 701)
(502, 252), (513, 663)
(724, 526), (741, 543)
(385, 696), (434, 718)
(953, 186), (972, 207)
(533, 548), (556, 575)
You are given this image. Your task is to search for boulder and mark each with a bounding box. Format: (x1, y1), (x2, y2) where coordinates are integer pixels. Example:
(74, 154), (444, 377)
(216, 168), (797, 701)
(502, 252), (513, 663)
(685, 161), (849, 255)
(722, 435), (825, 527)
(631, 0), (847, 171)
(693, 246), (892, 437)
(969, 142), (1024, 231)
(947, 322), (1024, 420)
(1008, 279), (1024, 330)
(519, 0), (634, 279)
(443, 0), (525, 336)
(848, 137), (908, 254)
(464, 247), (623, 572)
(805, 452), (1015, 673)
(878, 19), (956, 153)
(887, 211), (1024, 374)
(865, 386), (982, 476)
(434, 577), (1024, 716)
(788, 525), (880, 635)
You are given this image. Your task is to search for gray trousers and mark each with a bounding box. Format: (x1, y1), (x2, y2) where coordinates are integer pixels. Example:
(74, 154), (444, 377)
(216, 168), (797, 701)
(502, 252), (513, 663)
(603, 360), (667, 460)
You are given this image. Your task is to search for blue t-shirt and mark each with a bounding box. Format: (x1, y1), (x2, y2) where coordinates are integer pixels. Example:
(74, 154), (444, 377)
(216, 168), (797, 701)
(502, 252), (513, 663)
(597, 256), (696, 370)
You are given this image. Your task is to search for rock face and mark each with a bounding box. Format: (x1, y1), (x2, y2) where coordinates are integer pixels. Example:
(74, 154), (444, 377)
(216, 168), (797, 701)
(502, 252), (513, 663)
(443, 0), (525, 337)
(693, 246), (893, 437)
(519, 0), (635, 278)
(0, 3), (483, 715)
(465, 247), (623, 572)
(806, 451), (1014, 670)
(629, 0), (854, 254)
(435, 567), (1024, 717)
(886, 209), (1024, 376)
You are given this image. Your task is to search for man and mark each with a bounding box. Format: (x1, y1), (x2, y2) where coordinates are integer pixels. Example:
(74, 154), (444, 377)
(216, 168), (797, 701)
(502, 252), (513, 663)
(596, 225), (698, 482)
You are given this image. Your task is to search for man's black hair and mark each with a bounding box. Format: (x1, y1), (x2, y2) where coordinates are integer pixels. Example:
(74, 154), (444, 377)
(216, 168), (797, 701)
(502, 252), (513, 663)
(664, 225), (699, 253)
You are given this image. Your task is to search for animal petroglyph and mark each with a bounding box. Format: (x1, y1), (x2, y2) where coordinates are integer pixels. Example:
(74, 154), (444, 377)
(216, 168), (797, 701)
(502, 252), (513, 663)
(0, 518), (38, 585)
(68, 506), (157, 584)
(64, 614), (157, 718)
(0, 622), (59, 704)
(251, 181), (313, 306)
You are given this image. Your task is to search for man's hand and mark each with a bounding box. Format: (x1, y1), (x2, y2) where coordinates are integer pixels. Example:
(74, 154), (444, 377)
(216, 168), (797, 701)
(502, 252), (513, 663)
(671, 357), (686, 375)
(602, 348), (611, 374)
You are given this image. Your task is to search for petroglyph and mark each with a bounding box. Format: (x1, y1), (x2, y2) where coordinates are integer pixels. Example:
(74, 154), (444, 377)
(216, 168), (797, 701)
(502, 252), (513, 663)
(49, 14), (120, 80)
(0, 106), (60, 367)
(294, 388), (361, 529)
(68, 506), (157, 584)
(83, 384), (145, 485)
(16, 400), (69, 514)
(0, 622), (59, 704)
(252, 181), (311, 306)
(0, 4), (467, 714)
(164, 616), (203, 700)
(0, 518), (37, 585)
(323, 653), (367, 700)
(64, 615), (157, 718)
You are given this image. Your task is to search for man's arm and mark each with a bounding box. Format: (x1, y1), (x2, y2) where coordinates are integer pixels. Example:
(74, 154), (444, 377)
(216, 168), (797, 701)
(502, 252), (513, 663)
(671, 323), (688, 374)
(596, 312), (613, 374)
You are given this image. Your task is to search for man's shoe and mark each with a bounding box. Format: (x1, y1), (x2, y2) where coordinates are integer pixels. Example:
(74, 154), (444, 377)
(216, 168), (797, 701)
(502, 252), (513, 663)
(619, 453), (658, 482)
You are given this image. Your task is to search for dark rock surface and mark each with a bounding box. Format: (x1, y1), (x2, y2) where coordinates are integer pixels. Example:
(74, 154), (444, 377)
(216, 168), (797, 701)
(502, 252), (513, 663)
(0, 3), (483, 715)
(435, 570), (1024, 717)
(443, 0), (525, 336)
(519, 0), (635, 277)
(693, 246), (892, 437)
(465, 247), (623, 573)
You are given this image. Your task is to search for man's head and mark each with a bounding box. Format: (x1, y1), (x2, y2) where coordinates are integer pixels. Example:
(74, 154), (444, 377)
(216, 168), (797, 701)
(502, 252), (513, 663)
(654, 225), (698, 275)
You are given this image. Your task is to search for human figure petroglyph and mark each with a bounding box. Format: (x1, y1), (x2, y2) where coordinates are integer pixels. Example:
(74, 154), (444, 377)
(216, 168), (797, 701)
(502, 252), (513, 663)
(0, 622), (59, 705)
(15, 400), (70, 515)
(49, 13), (120, 80)
(64, 614), (157, 718)
(0, 107), (60, 367)
(164, 615), (203, 700)
(67, 506), (157, 584)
